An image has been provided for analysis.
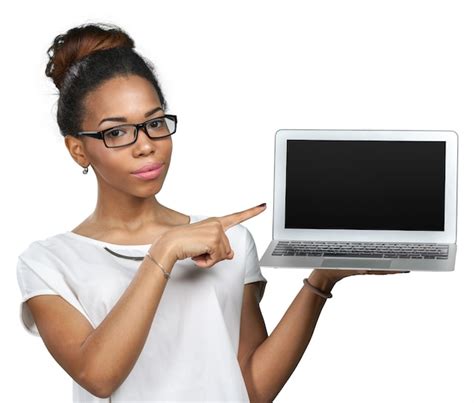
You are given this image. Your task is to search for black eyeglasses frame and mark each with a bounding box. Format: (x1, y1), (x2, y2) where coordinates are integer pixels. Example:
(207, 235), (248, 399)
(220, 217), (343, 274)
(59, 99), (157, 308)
(73, 114), (178, 148)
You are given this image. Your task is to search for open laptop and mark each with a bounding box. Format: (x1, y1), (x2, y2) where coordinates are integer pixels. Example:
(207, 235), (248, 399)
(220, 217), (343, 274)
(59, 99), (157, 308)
(259, 129), (458, 272)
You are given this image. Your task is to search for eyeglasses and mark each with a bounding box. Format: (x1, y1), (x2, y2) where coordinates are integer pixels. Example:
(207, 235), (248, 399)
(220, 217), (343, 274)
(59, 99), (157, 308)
(74, 114), (178, 148)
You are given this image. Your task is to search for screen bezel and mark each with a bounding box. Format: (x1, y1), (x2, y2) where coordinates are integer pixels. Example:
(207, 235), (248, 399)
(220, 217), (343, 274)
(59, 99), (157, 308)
(273, 129), (458, 243)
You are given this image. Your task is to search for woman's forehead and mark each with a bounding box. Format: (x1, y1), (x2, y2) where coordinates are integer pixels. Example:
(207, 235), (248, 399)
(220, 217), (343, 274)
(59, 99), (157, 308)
(84, 75), (162, 123)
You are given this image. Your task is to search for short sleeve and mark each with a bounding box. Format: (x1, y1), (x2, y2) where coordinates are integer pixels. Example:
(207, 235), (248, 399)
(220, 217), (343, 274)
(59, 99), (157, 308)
(17, 257), (59, 336)
(243, 228), (267, 302)
(16, 244), (92, 337)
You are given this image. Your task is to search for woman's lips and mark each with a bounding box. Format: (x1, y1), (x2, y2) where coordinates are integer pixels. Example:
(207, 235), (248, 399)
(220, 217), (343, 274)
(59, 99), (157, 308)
(132, 162), (164, 174)
(131, 165), (164, 180)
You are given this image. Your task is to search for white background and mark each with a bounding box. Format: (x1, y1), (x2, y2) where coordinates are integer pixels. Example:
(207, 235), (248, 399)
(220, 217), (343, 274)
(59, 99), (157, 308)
(2, 1), (473, 402)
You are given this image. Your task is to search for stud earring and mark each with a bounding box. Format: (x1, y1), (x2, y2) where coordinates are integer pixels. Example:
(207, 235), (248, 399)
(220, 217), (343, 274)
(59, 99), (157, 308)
(82, 165), (89, 174)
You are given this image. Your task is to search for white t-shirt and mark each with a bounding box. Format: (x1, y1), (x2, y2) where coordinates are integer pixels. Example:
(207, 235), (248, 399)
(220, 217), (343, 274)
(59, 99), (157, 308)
(16, 214), (267, 402)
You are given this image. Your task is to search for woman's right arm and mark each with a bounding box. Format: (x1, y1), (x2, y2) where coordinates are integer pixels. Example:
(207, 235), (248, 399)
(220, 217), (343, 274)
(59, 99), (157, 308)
(27, 241), (178, 398)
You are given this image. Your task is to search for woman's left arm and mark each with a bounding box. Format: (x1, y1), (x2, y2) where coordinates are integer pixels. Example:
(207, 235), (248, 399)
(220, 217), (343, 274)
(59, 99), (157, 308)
(238, 269), (407, 403)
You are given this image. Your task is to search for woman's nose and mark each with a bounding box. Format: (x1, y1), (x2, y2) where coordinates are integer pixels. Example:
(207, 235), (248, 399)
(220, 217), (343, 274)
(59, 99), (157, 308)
(131, 126), (156, 153)
(135, 126), (153, 143)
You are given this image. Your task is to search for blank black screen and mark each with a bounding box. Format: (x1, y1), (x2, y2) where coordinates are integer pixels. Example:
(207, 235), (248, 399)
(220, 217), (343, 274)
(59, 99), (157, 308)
(285, 140), (445, 231)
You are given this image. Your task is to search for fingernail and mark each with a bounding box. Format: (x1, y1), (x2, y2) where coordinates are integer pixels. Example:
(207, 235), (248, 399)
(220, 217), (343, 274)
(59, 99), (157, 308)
(257, 203), (266, 207)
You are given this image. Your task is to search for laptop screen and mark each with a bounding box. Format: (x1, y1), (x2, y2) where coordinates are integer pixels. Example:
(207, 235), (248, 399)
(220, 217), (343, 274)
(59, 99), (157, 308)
(285, 140), (446, 231)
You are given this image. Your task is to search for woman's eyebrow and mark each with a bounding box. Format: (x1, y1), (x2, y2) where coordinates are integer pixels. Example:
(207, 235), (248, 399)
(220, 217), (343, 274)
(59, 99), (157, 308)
(98, 106), (163, 126)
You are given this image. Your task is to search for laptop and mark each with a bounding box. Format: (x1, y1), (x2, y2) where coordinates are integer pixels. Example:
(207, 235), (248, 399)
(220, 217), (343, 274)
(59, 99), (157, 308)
(259, 129), (458, 272)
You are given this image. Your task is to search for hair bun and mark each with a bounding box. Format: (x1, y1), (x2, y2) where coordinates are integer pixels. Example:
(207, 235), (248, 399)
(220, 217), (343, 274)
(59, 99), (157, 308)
(45, 22), (135, 90)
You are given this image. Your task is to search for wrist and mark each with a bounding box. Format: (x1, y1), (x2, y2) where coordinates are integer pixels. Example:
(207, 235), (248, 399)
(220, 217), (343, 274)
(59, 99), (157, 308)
(148, 240), (177, 274)
(307, 270), (336, 293)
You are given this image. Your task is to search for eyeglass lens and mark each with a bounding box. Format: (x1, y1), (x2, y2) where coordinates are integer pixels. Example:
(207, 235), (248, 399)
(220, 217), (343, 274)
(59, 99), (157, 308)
(103, 117), (176, 148)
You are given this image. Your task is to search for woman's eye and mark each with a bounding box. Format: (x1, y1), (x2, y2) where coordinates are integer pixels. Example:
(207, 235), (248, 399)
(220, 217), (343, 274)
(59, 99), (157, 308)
(106, 129), (125, 137)
(149, 119), (163, 128)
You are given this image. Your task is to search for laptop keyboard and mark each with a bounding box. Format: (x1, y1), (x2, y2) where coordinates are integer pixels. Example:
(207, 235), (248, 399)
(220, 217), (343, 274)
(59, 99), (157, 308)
(272, 241), (449, 259)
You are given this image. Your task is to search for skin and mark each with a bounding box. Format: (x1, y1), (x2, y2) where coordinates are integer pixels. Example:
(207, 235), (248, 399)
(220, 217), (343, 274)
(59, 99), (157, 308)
(65, 74), (186, 243)
(59, 73), (407, 401)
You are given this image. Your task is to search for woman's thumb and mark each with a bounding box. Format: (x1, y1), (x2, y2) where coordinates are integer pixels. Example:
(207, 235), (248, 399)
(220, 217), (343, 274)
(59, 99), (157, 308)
(191, 255), (211, 268)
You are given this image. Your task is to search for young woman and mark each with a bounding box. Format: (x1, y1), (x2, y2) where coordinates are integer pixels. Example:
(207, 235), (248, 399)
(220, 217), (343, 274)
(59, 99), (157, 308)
(16, 22), (404, 402)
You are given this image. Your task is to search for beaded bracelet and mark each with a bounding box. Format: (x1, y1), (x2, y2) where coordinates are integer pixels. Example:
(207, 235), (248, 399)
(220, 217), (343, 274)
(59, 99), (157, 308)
(146, 252), (171, 280)
(303, 278), (333, 299)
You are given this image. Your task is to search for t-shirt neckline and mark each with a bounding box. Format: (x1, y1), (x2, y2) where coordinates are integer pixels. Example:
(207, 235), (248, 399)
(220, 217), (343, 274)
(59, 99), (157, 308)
(63, 214), (196, 249)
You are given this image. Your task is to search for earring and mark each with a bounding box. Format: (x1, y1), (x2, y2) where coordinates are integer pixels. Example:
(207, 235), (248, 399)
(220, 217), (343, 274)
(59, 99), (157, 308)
(82, 165), (89, 175)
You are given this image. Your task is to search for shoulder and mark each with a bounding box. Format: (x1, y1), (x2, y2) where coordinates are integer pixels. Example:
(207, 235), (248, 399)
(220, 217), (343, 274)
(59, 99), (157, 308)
(16, 236), (68, 298)
(17, 236), (59, 260)
(16, 233), (76, 275)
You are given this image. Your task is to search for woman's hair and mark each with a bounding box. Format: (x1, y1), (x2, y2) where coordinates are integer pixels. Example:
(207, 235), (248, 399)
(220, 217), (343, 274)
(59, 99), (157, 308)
(45, 22), (168, 137)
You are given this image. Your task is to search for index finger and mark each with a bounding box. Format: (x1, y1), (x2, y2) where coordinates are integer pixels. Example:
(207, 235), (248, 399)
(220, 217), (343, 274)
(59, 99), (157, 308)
(218, 203), (267, 231)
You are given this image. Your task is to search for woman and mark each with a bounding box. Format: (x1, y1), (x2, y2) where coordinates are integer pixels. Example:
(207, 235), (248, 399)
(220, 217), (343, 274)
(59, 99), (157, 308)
(16, 22), (404, 402)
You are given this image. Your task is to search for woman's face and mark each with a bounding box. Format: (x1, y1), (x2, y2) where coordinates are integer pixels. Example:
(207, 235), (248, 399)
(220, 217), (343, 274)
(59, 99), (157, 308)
(66, 74), (172, 199)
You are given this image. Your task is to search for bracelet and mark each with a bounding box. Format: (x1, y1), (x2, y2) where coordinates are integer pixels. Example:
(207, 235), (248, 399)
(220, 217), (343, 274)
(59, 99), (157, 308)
(303, 278), (333, 299)
(146, 252), (171, 280)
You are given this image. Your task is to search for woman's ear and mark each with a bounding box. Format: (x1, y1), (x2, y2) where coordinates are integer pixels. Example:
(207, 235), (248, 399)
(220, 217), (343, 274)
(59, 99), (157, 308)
(64, 135), (89, 168)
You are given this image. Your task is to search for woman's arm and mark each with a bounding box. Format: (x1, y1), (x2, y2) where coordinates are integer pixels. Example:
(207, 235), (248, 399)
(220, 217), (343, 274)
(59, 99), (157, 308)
(26, 241), (178, 399)
(240, 268), (406, 402)
(240, 270), (334, 403)
(78, 243), (178, 397)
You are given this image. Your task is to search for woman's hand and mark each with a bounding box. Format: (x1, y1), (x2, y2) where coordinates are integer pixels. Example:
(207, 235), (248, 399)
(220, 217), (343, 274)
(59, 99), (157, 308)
(151, 203), (267, 269)
(308, 267), (410, 291)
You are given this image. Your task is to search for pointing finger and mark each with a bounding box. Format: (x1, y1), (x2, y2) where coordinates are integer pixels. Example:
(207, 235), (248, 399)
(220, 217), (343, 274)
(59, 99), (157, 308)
(218, 203), (266, 231)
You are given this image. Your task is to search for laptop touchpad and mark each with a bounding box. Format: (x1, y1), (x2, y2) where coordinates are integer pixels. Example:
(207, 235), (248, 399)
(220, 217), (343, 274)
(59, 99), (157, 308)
(322, 259), (391, 269)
